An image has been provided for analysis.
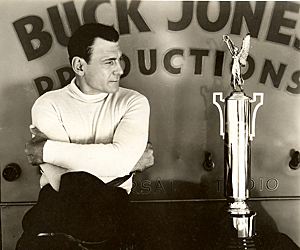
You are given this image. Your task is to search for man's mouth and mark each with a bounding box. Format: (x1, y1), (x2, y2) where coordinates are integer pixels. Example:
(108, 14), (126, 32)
(110, 79), (119, 83)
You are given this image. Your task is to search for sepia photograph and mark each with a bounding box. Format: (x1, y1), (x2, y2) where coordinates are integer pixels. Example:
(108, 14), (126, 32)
(0, 0), (299, 249)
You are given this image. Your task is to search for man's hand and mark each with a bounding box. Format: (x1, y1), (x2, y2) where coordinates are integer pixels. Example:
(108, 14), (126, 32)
(132, 142), (154, 172)
(25, 125), (48, 166)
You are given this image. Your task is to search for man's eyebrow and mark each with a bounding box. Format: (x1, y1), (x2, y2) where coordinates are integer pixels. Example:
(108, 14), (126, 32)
(101, 56), (117, 61)
(102, 55), (123, 61)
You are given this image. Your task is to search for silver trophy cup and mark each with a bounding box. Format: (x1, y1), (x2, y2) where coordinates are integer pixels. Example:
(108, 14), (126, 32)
(213, 34), (264, 249)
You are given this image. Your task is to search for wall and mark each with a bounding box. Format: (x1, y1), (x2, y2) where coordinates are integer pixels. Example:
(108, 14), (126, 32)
(0, 0), (299, 249)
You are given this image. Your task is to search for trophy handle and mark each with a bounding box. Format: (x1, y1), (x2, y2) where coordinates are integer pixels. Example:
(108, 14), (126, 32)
(249, 93), (264, 141)
(213, 92), (225, 139)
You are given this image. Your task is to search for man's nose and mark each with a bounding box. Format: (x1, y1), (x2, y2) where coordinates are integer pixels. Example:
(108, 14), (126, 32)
(114, 60), (124, 75)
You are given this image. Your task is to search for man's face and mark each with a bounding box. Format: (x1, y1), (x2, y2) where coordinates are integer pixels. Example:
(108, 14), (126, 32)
(81, 38), (124, 95)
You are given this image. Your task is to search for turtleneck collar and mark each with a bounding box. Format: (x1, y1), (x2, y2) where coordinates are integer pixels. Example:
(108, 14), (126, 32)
(68, 78), (109, 103)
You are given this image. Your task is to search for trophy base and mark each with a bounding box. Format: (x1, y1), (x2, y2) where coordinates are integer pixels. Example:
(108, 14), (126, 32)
(215, 203), (257, 249)
(225, 236), (256, 250)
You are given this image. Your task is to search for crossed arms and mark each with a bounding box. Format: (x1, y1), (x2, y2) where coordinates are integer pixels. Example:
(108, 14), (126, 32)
(25, 91), (154, 191)
(26, 126), (154, 174)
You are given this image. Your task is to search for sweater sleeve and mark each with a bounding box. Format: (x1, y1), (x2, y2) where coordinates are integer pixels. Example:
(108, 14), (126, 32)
(43, 95), (150, 178)
(32, 94), (71, 190)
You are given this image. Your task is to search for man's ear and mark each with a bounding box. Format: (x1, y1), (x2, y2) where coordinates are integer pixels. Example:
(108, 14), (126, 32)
(72, 57), (85, 76)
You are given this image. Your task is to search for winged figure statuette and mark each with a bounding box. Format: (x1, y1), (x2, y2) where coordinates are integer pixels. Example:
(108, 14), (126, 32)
(223, 34), (251, 91)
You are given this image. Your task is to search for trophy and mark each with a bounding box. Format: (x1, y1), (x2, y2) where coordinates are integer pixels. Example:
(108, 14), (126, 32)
(213, 34), (263, 249)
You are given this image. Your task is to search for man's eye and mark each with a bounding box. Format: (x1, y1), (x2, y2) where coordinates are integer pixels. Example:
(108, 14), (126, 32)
(105, 60), (114, 65)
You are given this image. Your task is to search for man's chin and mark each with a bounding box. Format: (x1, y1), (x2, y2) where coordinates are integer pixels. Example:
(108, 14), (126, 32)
(110, 85), (119, 93)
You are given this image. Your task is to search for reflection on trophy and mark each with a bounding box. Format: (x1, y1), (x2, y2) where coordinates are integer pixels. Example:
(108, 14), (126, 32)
(213, 34), (263, 249)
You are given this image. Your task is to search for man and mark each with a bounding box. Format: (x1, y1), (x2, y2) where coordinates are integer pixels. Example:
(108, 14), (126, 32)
(17, 23), (153, 250)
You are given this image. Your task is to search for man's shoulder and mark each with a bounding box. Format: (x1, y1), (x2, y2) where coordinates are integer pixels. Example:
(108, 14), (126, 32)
(34, 86), (70, 106)
(111, 87), (149, 108)
(117, 87), (147, 100)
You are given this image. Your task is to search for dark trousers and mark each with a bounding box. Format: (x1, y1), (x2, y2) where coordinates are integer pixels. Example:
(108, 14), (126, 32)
(16, 172), (135, 250)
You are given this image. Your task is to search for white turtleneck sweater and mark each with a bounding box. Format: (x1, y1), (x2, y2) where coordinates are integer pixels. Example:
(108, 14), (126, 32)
(32, 78), (150, 193)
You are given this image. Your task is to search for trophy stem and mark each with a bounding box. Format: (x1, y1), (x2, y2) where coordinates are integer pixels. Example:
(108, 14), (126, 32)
(214, 91), (260, 250)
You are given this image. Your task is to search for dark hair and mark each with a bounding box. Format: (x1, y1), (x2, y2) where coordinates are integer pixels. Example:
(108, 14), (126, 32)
(67, 23), (119, 65)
